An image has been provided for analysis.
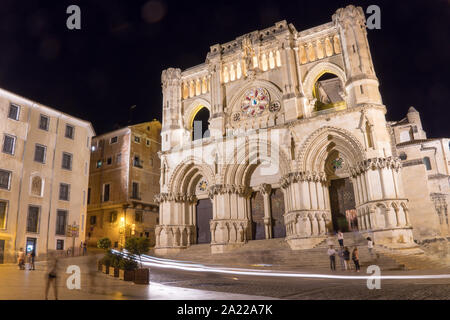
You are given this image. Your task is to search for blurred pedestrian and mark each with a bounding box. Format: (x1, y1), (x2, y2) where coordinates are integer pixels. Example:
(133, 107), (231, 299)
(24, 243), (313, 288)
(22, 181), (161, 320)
(30, 250), (36, 270)
(327, 245), (336, 271)
(352, 247), (360, 272)
(367, 237), (374, 256)
(45, 254), (59, 300)
(26, 251), (31, 270)
(337, 230), (344, 248)
(17, 248), (25, 270)
(343, 246), (351, 271)
(83, 242), (87, 256)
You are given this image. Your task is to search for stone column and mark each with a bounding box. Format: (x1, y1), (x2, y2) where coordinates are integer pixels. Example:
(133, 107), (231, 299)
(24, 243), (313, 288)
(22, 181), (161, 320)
(259, 183), (273, 239)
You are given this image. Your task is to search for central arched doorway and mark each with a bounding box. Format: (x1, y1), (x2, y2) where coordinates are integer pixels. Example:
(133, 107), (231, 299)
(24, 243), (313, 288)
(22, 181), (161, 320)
(196, 198), (212, 244)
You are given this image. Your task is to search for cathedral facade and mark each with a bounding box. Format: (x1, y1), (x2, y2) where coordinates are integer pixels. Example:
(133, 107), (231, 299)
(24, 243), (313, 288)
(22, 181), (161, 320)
(154, 5), (447, 255)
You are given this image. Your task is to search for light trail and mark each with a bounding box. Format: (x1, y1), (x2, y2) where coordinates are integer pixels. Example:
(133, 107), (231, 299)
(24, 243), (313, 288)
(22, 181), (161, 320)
(111, 249), (450, 281)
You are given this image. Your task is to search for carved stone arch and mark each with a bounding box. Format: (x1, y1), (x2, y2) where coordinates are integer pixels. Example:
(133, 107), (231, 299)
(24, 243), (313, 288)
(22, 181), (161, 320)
(168, 156), (215, 194)
(226, 79), (283, 116)
(183, 98), (212, 130)
(222, 137), (290, 186)
(303, 62), (347, 101)
(296, 126), (366, 172)
(30, 173), (44, 197)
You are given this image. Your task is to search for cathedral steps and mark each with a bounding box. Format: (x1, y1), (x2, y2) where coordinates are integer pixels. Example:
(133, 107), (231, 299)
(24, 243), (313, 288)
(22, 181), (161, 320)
(155, 233), (406, 272)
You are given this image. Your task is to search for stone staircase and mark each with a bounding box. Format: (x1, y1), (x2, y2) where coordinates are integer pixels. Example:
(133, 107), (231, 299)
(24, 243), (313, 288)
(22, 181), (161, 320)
(153, 232), (407, 272)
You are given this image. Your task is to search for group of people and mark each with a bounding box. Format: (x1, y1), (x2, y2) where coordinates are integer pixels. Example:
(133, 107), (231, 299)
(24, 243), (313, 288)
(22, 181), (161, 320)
(17, 247), (35, 270)
(327, 230), (375, 272)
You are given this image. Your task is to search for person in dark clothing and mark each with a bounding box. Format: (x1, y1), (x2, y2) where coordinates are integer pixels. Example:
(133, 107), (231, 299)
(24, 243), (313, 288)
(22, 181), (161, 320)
(343, 246), (351, 270)
(352, 247), (360, 272)
(45, 254), (59, 300)
(30, 250), (35, 270)
(327, 245), (336, 271)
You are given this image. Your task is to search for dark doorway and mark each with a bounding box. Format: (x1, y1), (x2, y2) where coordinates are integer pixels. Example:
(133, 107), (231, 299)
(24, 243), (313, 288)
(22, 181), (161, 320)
(251, 192), (265, 240)
(271, 189), (286, 238)
(329, 178), (356, 232)
(26, 237), (37, 255)
(192, 107), (210, 141)
(196, 199), (212, 244)
(0, 240), (4, 264)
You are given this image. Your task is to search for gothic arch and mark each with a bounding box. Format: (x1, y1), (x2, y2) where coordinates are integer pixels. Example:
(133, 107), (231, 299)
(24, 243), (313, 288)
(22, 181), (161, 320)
(183, 98), (212, 130)
(221, 137), (290, 187)
(296, 126), (366, 172)
(302, 62), (346, 101)
(168, 157), (215, 194)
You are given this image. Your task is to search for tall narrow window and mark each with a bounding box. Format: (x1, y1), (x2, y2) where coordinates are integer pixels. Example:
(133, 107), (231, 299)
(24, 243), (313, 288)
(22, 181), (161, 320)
(55, 210), (67, 235)
(39, 115), (50, 131)
(132, 182), (140, 199)
(59, 183), (70, 201)
(0, 200), (7, 229)
(27, 206), (40, 233)
(291, 137), (296, 160)
(8, 104), (19, 120)
(62, 152), (73, 170)
(87, 188), (91, 204)
(2, 135), (16, 155)
(34, 144), (46, 163)
(65, 124), (75, 139)
(135, 210), (143, 223)
(423, 157), (432, 171)
(0, 170), (11, 190)
(103, 184), (110, 202)
(133, 155), (142, 167)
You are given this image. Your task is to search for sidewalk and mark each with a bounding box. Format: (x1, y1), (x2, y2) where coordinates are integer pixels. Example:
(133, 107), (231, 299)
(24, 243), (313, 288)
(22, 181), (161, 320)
(0, 258), (275, 300)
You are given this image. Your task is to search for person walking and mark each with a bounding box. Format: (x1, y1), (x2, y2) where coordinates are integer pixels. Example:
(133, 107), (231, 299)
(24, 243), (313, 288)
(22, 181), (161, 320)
(26, 252), (31, 270)
(337, 230), (344, 248)
(17, 248), (25, 270)
(45, 254), (59, 300)
(83, 242), (87, 256)
(30, 250), (36, 270)
(343, 246), (351, 270)
(367, 237), (374, 257)
(327, 245), (336, 271)
(352, 247), (360, 272)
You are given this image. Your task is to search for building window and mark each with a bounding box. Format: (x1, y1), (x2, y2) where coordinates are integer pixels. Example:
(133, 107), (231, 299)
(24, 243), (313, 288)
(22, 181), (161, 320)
(59, 183), (70, 201)
(56, 239), (64, 250)
(0, 170), (11, 190)
(39, 115), (50, 131)
(34, 144), (46, 163)
(65, 124), (75, 139)
(116, 153), (122, 164)
(26, 206), (40, 233)
(0, 200), (7, 229)
(150, 157), (154, 167)
(110, 136), (118, 144)
(132, 182), (140, 199)
(2, 134), (16, 155)
(133, 155), (142, 168)
(87, 188), (91, 205)
(134, 136), (141, 143)
(109, 211), (117, 223)
(399, 152), (407, 161)
(107, 157), (112, 165)
(62, 152), (73, 170)
(423, 157), (432, 171)
(103, 184), (110, 202)
(8, 104), (19, 120)
(146, 139), (150, 146)
(96, 160), (102, 168)
(90, 215), (96, 225)
(31, 176), (43, 196)
(135, 210), (143, 223)
(56, 210), (67, 235)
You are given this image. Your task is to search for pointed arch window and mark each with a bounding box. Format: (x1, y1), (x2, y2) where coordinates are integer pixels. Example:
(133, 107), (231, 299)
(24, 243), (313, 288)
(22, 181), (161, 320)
(366, 121), (374, 148)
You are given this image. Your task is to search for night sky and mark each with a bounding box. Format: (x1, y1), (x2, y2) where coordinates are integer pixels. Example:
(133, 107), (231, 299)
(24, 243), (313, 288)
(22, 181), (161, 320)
(0, 0), (449, 137)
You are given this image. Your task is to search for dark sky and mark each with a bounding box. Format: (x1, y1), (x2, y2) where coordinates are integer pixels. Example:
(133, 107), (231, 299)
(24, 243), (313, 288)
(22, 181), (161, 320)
(0, 0), (449, 137)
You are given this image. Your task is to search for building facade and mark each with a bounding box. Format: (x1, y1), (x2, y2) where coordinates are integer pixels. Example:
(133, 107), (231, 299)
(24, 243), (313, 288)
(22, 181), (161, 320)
(390, 107), (450, 239)
(0, 87), (95, 263)
(155, 5), (446, 255)
(86, 121), (161, 248)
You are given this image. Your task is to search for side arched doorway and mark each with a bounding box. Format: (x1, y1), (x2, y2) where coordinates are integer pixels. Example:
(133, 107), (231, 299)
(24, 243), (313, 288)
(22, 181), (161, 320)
(250, 192), (265, 240)
(271, 188), (286, 238)
(196, 198), (213, 244)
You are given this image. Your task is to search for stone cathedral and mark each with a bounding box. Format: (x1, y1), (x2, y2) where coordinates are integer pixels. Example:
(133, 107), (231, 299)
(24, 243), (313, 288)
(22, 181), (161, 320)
(154, 5), (450, 255)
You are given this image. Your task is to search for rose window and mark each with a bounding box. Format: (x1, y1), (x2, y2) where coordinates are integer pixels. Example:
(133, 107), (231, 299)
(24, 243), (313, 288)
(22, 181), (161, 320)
(241, 88), (270, 117)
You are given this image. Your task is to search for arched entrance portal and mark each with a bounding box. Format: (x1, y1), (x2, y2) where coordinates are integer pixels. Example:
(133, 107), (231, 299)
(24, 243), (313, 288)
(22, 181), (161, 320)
(196, 198), (212, 244)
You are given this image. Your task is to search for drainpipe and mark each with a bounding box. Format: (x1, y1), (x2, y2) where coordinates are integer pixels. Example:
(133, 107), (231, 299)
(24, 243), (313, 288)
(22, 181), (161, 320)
(46, 116), (59, 254)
